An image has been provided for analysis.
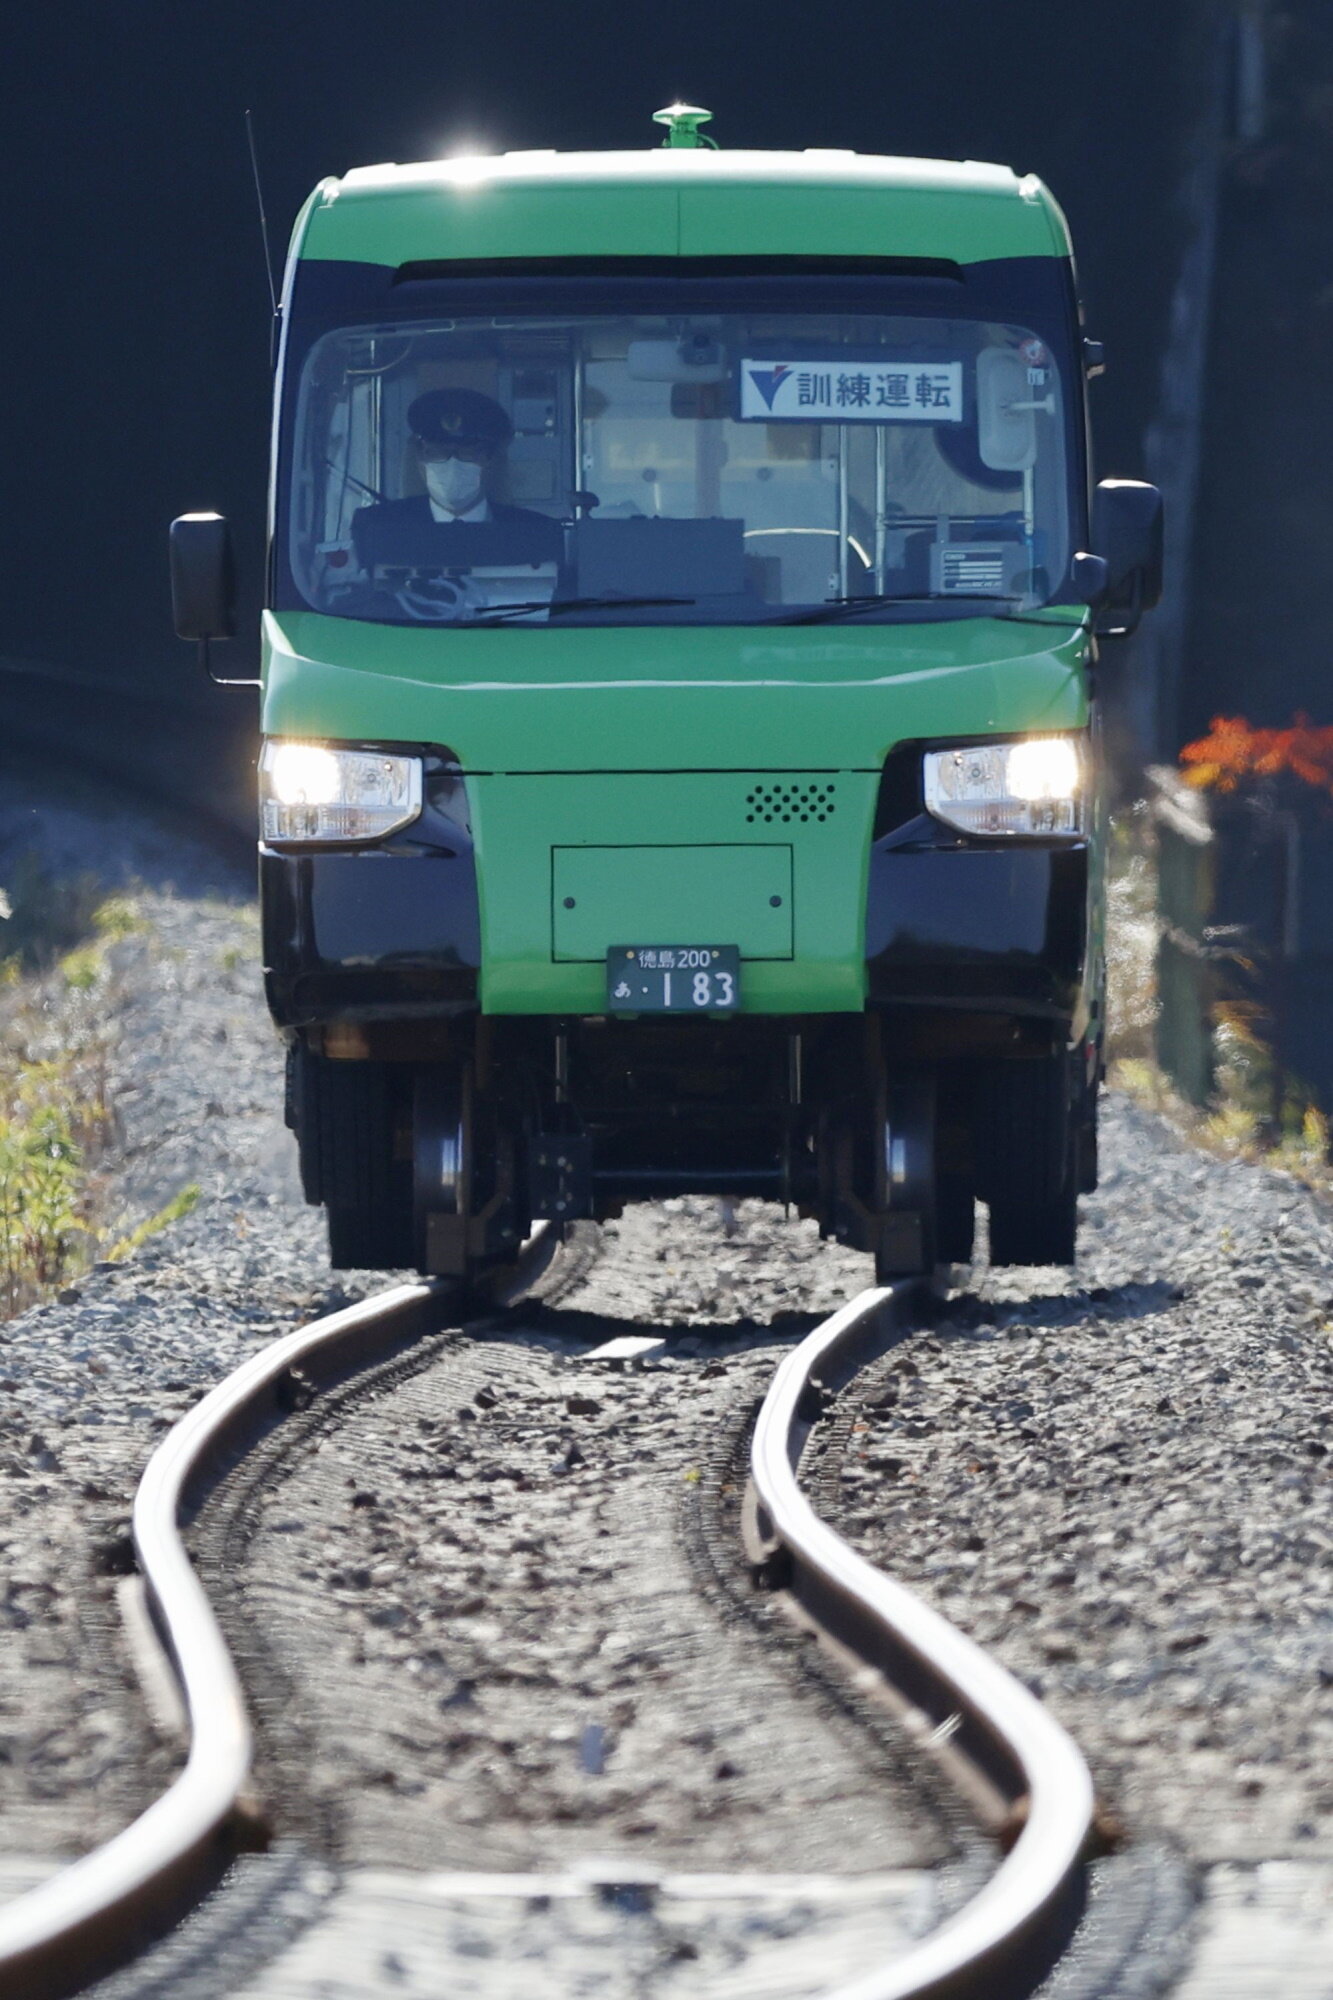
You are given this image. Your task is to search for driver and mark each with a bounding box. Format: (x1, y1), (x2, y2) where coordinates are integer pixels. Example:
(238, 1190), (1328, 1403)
(353, 388), (563, 563)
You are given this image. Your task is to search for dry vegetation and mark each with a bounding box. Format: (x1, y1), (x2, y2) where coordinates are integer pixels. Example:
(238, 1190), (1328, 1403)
(0, 866), (197, 1316)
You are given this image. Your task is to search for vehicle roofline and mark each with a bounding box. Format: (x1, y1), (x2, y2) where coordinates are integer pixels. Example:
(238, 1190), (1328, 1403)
(330, 151), (1040, 198)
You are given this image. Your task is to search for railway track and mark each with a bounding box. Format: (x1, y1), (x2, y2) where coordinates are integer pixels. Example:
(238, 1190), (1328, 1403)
(0, 1242), (1093, 2000)
(747, 1287), (1092, 1998)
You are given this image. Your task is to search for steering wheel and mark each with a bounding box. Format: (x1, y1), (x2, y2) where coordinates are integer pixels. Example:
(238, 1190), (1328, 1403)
(393, 571), (490, 622)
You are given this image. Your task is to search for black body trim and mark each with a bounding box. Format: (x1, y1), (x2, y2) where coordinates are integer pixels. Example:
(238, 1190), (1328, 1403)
(262, 817), (481, 1027)
(395, 255), (966, 285)
(866, 833), (1087, 1018)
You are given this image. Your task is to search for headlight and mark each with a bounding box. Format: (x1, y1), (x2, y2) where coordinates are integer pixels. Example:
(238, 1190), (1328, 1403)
(923, 735), (1085, 837)
(260, 741), (422, 843)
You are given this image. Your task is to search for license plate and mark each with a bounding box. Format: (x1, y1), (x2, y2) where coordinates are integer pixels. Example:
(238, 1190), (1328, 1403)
(607, 946), (740, 1013)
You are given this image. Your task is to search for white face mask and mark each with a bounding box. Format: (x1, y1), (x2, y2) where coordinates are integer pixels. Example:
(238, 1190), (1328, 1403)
(425, 456), (485, 515)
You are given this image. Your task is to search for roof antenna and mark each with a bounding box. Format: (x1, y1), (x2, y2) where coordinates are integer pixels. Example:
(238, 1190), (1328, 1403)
(245, 109), (279, 317)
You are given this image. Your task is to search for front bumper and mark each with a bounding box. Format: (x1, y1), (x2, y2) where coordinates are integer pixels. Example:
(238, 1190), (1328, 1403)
(256, 796), (1080, 1032)
(261, 846), (480, 1027)
(262, 834), (1086, 1031)
(866, 822), (1088, 1020)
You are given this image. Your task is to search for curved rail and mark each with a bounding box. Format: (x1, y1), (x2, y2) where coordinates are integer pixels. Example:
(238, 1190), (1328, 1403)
(749, 1284), (1094, 2000)
(0, 1276), (464, 1999)
(4, 1253), (1082, 1999)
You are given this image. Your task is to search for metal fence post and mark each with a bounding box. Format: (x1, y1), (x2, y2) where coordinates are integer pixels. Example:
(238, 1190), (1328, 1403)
(1148, 766), (1217, 1105)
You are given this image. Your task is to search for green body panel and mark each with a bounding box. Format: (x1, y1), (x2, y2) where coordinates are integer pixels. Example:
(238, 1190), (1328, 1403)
(674, 180), (1064, 261)
(263, 612), (1087, 768)
(298, 154), (1069, 269)
(304, 181), (680, 264)
(262, 611), (1090, 1016)
(551, 844), (794, 960)
(491, 781), (840, 1013)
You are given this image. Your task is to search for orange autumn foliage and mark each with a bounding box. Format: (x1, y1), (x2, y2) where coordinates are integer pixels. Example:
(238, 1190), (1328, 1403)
(1179, 714), (1333, 795)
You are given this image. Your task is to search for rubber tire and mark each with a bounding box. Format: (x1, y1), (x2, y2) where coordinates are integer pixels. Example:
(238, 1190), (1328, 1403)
(986, 1179), (1077, 1268)
(326, 1201), (414, 1271)
(936, 1172), (976, 1267)
(1076, 1097), (1100, 1193)
(976, 1054), (1078, 1269)
(288, 1049), (413, 1269)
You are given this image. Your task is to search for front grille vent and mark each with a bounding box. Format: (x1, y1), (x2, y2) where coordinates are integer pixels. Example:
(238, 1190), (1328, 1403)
(746, 782), (837, 825)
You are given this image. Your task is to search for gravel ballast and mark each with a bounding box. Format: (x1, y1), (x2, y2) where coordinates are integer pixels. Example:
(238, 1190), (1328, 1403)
(820, 1100), (1333, 1863)
(0, 879), (339, 1855)
(0, 779), (1330, 1996)
(0, 789), (342, 1858)
(195, 1253), (967, 1879)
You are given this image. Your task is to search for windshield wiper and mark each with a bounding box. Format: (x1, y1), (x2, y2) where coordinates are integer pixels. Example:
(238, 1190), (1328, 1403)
(549, 594), (695, 616)
(767, 592), (1091, 631)
(769, 591), (1021, 626)
(467, 594), (696, 627)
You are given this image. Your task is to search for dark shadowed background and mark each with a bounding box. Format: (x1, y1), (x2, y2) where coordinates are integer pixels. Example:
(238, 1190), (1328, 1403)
(13, 0), (1320, 810)
(2, 4), (1188, 669)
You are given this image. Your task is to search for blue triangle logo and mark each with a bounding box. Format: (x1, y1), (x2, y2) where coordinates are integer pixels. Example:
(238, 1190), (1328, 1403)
(747, 364), (793, 410)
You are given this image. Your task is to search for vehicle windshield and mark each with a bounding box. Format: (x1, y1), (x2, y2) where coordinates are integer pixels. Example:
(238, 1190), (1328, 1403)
(284, 295), (1074, 627)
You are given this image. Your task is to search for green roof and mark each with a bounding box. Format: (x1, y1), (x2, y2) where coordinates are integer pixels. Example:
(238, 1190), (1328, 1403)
(294, 149), (1071, 270)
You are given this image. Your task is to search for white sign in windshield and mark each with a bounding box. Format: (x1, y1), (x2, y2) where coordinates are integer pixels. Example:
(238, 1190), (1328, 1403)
(739, 359), (963, 424)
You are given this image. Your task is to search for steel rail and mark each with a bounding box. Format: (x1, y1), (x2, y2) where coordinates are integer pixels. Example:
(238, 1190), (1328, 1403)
(3, 1248), (1081, 1999)
(0, 1244), (554, 2000)
(749, 1283), (1095, 2000)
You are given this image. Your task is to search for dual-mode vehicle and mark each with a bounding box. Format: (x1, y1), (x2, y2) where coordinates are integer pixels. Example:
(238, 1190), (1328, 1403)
(171, 106), (1162, 1279)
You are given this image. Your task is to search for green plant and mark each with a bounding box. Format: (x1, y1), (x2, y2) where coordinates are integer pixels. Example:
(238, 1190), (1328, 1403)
(0, 886), (135, 1313)
(0, 1101), (86, 1311)
(105, 1184), (201, 1263)
(59, 947), (102, 992)
(93, 897), (145, 941)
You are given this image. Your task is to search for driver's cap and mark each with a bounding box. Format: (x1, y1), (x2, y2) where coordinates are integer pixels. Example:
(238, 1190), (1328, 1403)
(407, 388), (512, 452)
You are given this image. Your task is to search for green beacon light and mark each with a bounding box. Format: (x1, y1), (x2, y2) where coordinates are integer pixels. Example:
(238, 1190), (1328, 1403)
(653, 102), (717, 149)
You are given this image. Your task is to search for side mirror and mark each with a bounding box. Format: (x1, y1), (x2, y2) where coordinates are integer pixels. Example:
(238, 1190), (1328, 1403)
(170, 512), (235, 640)
(1090, 479), (1164, 635)
(169, 513), (255, 687)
